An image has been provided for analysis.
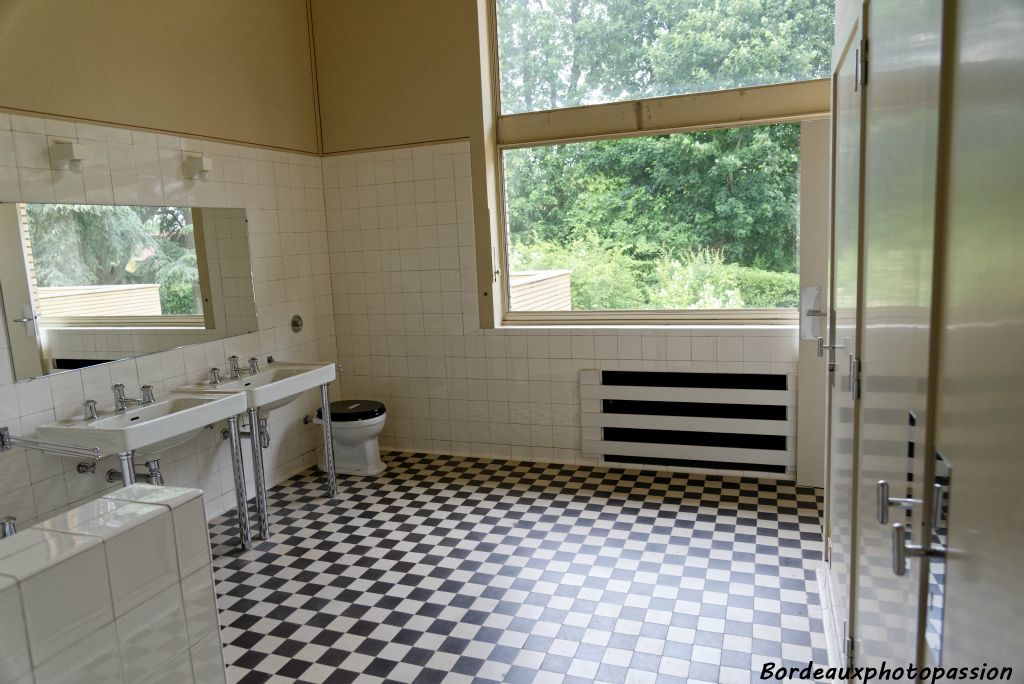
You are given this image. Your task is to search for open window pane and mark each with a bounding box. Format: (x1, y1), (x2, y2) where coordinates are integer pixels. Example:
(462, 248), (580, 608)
(22, 204), (204, 319)
(503, 123), (800, 312)
(497, 0), (834, 115)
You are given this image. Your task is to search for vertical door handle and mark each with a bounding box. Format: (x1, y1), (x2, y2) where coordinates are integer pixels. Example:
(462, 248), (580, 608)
(932, 482), (945, 530)
(891, 522), (946, 577)
(891, 522), (907, 576)
(817, 337), (845, 358)
(876, 480), (922, 524)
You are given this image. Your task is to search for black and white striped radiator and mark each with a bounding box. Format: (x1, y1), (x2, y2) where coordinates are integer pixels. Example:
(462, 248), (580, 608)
(580, 369), (796, 475)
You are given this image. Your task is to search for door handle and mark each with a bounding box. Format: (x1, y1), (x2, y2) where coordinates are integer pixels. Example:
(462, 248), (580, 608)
(932, 482), (946, 530)
(876, 480), (922, 524)
(891, 522), (946, 577)
(817, 337), (846, 357)
(10, 316), (36, 323)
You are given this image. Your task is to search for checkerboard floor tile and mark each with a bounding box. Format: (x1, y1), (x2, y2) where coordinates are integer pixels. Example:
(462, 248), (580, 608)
(210, 452), (827, 684)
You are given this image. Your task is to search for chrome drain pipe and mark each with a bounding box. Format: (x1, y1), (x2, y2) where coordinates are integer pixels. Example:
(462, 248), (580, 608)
(105, 458), (163, 485)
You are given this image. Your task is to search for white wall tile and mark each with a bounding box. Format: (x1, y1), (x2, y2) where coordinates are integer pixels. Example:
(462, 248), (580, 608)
(115, 584), (188, 682)
(0, 576), (32, 681)
(0, 112), (331, 525)
(328, 140), (801, 467)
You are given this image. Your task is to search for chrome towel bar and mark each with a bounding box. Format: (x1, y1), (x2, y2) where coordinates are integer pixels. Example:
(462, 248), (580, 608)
(0, 426), (103, 459)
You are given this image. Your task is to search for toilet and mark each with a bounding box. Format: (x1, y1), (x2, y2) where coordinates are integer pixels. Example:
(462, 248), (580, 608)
(317, 400), (387, 476)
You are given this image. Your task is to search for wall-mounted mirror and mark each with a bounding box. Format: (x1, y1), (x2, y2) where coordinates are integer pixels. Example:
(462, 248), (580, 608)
(0, 203), (257, 381)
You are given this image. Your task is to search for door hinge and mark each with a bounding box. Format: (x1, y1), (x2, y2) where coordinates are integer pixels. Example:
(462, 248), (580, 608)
(846, 637), (855, 669)
(850, 356), (862, 401)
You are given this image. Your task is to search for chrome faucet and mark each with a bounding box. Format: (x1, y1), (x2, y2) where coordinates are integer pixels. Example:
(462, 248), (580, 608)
(228, 355), (260, 378)
(208, 367), (222, 385)
(112, 384), (155, 412)
(83, 399), (99, 420)
(1, 516), (16, 538)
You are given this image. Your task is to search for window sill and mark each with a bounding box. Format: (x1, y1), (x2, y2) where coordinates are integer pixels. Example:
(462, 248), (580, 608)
(500, 309), (798, 329)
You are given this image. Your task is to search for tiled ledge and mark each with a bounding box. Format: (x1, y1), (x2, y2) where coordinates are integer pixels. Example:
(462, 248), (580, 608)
(0, 484), (225, 684)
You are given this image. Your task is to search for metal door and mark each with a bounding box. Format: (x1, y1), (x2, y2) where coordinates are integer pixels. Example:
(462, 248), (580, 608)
(824, 9), (867, 664)
(931, 0), (1024, 672)
(852, 0), (945, 667)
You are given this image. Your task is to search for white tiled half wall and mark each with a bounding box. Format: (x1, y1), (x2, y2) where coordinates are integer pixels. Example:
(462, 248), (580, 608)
(323, 143), (800, 467)
(0, 485), (224, 684)
(0, 111), (336, 527)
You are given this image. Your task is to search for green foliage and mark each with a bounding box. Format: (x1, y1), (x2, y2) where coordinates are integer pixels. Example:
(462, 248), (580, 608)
(497, 0), (834, 113)
(26, 204), (154, 287)
(513, 242), (798, 310)
(26, 204), (201, 315)
(511, 233), (646, 310)
(648, 248), (799, 309)
(496, 0), (830, 311)
(729, 267), (801, 308)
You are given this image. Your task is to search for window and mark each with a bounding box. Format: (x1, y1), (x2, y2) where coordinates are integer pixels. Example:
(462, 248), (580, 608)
(488, 0), (833, 324)
(505, 123), (800, 312)
(20, 203), (211, 327)
(497, 0), (834, 114)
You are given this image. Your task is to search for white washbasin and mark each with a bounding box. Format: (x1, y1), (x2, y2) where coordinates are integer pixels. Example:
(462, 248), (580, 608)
(36, 391), (247, 456)
(176, 361), (336, 413)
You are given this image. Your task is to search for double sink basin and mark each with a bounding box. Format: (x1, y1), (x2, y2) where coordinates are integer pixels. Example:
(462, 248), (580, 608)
(36, 361), (335, 457)
(33, 360), (338, 550)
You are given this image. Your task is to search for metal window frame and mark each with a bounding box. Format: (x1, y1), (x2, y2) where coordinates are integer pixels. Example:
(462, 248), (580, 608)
(38, 315), (206, 329)
(486, 0), (831, 327)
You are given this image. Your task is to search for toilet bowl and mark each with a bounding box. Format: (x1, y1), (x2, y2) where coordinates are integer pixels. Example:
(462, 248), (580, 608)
(317, 400), (387, 475)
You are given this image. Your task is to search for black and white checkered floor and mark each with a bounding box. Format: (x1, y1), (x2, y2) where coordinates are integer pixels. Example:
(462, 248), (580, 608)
(209, 452), (828, 684)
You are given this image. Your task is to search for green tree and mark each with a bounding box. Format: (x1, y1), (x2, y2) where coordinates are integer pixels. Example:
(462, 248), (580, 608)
(498, 0), (833, 113)
(496, 0), (832, 311)
(26, 204), (201, 315)
(511, 232), (647, 309)
(27, 204), (153, 287)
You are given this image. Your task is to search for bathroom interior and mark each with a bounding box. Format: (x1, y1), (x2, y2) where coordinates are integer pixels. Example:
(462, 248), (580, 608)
(0, 1), (1021, 683)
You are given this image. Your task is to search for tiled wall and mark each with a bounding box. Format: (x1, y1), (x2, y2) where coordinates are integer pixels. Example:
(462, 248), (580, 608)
(0, 484), (224, 684)
(0, 111), (336, 527)
(323, 142), (800, 467)
(0, 109), (802, 530)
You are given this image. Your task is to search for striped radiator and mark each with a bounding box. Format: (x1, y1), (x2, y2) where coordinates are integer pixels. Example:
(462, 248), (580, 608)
(580, 369), (796, 476)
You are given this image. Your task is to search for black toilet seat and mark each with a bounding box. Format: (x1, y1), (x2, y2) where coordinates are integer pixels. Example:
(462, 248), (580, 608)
(317, 400), (386, 422)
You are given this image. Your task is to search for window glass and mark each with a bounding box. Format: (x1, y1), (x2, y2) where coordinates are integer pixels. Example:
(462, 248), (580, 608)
(503, 123), (800, 312)
(497, 0), (835, 114)
(23, 204), (203, 318)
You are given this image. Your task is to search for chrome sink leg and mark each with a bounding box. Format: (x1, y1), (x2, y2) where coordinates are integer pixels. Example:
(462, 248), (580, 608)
(117, 451), (136, 487)
(320, 383), (337, 498)
(248, 407), (270, 540)
(226, 415), (252, 550)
